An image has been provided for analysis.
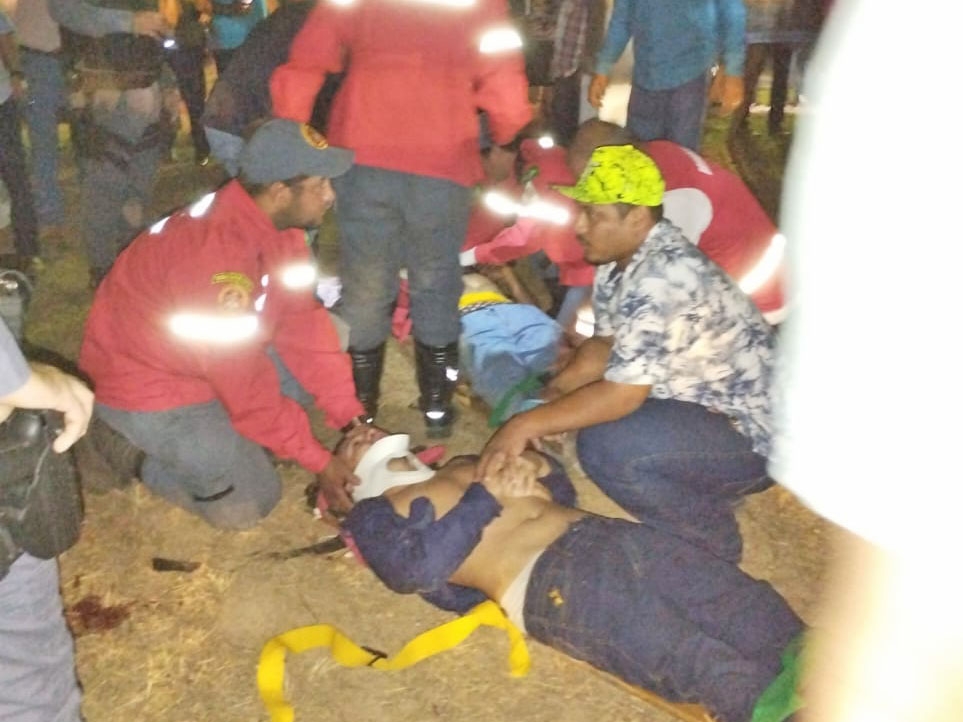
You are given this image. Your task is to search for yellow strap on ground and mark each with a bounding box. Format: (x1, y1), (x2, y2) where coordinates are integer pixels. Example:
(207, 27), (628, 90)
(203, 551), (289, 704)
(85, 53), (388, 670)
(257, 600), (530, 722)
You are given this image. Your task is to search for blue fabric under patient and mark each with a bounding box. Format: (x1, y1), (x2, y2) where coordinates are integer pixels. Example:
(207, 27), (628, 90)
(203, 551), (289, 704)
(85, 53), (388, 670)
(459, 303), (562, 422)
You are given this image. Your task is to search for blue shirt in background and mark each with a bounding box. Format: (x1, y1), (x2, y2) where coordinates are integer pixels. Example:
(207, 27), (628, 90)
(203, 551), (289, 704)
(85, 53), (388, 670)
(210, 0), (267, 51)
(595, 0), (746, 90)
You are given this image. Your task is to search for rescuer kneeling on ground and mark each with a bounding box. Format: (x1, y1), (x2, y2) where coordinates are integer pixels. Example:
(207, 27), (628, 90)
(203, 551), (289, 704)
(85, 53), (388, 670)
(79, 119), (372, 528)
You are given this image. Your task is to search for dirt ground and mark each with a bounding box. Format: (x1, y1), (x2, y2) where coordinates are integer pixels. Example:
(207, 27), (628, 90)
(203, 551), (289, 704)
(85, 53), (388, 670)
(1, 109), (838, 722)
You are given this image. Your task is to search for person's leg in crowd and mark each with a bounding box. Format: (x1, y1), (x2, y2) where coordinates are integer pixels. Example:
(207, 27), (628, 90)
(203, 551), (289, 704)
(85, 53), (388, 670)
(95, 401), (282, 529)
(664, 71), (711, 152)
(82, 137), (163, 286)
(402, 174), (472, 349)
(548, 71), (582, 146)
(626, 83), (670, 144)
(0, 554), (83, 722)
(80, 155), (127, 285)
(117, 142), (163, 255)
(403, 173), (472, 435)
(20, 48), (66, 227)
(767, 43), (793, 135)
(576, 398), (771, 562)
(0, 98), (40, 265)
(334, 165), (405, 418)
(166, 44), (211, 163)
(334, 165), (405, 351)
(734, 43), (768, 129)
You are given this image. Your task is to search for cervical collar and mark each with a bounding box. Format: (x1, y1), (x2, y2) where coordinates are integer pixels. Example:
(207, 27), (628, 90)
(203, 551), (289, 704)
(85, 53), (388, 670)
(352, 434), (436, 502)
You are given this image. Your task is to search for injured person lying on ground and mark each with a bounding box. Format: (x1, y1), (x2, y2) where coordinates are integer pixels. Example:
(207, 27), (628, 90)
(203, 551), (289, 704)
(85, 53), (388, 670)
(337, 432), (805, 722)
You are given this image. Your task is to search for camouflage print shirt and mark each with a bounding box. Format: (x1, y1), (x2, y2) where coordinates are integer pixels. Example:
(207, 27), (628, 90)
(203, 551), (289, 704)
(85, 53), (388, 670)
(593, 219), (776, 457)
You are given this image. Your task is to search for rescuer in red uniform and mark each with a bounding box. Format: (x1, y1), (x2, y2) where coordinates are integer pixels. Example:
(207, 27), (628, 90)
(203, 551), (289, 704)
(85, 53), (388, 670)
(270, 0), (532, 437)
(80, 119), (371, 526)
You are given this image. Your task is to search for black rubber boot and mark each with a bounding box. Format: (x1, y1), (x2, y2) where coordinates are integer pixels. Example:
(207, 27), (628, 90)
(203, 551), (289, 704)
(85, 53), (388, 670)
(415, 340), (458, 438)
(349, 344), (386, 422)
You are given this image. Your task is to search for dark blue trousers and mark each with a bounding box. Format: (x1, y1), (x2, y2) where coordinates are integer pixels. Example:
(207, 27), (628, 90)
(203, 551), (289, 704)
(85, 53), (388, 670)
(524, 516), (803, 722)
(577, 398), (772, 562)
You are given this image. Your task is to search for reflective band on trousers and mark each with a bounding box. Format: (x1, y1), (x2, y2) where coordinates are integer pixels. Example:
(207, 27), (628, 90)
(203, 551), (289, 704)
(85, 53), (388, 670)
(257, 600), (530, 722)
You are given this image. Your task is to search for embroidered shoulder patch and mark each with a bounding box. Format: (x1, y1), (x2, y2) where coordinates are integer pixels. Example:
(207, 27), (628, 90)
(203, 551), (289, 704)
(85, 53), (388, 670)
(211, 272), (254, 311)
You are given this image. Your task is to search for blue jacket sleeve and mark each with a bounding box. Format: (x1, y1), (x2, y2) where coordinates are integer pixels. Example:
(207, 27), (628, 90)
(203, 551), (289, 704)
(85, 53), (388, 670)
(539, 453), (577, 508)
(342, 483), (502, 610)
(594, 0), (633, 76)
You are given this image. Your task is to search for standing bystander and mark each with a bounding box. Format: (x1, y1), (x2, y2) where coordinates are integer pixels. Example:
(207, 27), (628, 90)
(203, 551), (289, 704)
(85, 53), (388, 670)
(0, 321), (94, 722)
(159, 0), (212, 164)
(0, 11), (40, 276)
(588, 0), (746, 151)
(11, 0), (170, 232)
(271, 0), (532, 437)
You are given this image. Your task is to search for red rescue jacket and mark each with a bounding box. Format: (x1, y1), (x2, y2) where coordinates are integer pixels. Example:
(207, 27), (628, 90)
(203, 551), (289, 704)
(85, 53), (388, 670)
(80, 181), (364, 473)
(270, 0), (532, 187)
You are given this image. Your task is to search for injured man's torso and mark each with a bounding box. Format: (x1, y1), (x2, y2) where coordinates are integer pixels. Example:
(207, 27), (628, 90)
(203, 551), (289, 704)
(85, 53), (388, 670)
(378, 452), (585, 603)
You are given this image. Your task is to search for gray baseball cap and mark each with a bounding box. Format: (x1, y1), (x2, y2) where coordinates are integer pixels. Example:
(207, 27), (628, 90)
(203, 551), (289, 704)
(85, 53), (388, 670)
(238, 119), (354, 184)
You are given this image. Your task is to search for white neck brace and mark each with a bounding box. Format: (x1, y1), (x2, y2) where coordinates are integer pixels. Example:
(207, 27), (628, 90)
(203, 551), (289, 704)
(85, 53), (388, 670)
(352, 434), (436, 502)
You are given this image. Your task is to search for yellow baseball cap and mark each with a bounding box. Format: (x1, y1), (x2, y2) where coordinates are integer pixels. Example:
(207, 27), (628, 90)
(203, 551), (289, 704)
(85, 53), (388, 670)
(555, 144), (664, 206)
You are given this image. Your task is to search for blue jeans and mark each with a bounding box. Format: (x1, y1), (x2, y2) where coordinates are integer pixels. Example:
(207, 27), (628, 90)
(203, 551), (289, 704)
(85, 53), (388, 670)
(0, 554), (82, 722)
(524, 516), (802, 722)
(333, 165), (472, 350)
(21, 49), (66, 226)
(576, 398), (771, 562)
(627, 70), (711, 152)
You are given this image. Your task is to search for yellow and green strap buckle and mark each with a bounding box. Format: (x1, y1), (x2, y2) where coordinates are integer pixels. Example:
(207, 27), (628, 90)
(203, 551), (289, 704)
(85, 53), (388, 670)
(257, 600), (530, 722)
